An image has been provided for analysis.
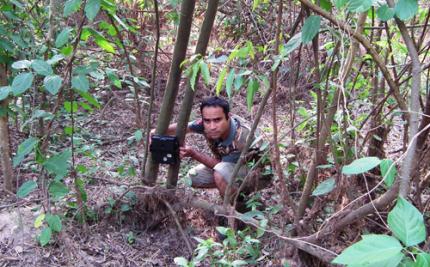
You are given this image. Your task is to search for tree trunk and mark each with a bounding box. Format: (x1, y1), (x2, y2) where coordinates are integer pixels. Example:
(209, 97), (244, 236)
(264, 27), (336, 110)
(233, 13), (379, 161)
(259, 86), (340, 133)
(0, 64), (14, 192)
(166, 0), (220, 188)
(143, 0), (196, 184)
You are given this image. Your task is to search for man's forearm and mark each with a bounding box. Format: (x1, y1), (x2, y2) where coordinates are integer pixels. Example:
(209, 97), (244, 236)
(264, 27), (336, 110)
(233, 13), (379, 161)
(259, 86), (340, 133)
(191, 150), (220, 169)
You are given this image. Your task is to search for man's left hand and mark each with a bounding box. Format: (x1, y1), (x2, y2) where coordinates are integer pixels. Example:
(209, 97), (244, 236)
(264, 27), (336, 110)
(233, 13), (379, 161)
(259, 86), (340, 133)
(179, 146), (195, 159)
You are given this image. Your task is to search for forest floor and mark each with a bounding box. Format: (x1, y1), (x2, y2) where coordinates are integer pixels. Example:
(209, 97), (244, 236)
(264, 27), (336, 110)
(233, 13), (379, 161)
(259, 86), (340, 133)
(0, 86), (300, 266)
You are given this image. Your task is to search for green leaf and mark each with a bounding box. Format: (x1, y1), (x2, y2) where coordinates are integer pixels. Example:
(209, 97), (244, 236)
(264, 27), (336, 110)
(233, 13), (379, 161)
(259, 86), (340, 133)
(395, 0), (418, 21)
(48, 181), (70, 199)
(282, 33), (302, 56)
(225, 69), (235, 98)
(31, 60), (53, 76)
(190, 61), (199, 91)
(43, 75), (63, 95)
(72, 75), (90, 92)
(45, 214), (62, 232)
(0, 86), (11, 101)
(34, 213), (45, 228)
(312, 178), (335, 196)
(216, 67), (228, 95)
(64, 0), (82, 17)
(347, 0), (373, 13)
(43, 149), (72, 179)
(199, 60), (210, 85)
(12, 72), (34, 96)
(387, 197), (426, 246)
(377, 5), (395, 21)
(47, 54), (65, 65)
(320, 0), (332, 11)
(301, 15), (321, 44)
(342, 157), (381, 175)
(39, 227), (52, 247)
(334, 0), (348, 9)
(246, 78), (259, 110)
(60, 45), (73, 56)
(78, 91), (100, 108)
(416, 253), (430, 267)
(16, 180), (38, 198)
(11, 60), (31, 69)
(64, 101), (78, 113)
(380, 159), (397, 188)
(94, 35), (115, 53)
(13, 137), (39, 167)
(332, 234), (403, 266)
(55, 27), (73, 48)
(85, 0), (101, 21)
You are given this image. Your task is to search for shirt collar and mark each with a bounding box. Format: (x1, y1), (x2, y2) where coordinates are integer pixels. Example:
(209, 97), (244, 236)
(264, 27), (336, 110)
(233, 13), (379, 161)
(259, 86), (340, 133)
(220, 117), (236, 146)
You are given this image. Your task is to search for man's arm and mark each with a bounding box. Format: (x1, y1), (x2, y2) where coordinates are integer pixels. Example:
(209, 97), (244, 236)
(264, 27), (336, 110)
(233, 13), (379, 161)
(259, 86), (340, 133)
(180, 146), (220, 169)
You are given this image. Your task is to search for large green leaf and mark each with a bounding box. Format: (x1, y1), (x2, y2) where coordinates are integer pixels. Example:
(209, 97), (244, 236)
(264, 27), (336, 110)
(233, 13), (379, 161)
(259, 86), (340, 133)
(380, 159), (396, 188)
(332, 234), (403, 266)
(11, 72), (34, 96)
(342, 157), (381, 175)
(13, 137), (39, 167)
(301, 15), (321, 44)
(387, 197), (426, 246)
(39, 227), (52, 247)
(16, 180), (38, 198)
(334, 0), (348, 9)
(0, 86), (11, 101)
(43, 75), (63, 95)
(64, 0), (82, 17)
(85, 0), (101, 21)
(347, 0), (373, 13)
(199, 60), (210, 85)
(395, 0), (418, 21)
(312, 178), (335, 196)
(48, 181), (70, 199)
(215, 67), (228, 95)
(416, 253), (430, 267)
(55, 28), (73, 48)
(45, 214), (62, 232)
(43, 149), (72, 179)
(72, 75), (90, 92)
(246, 78), (259, 110)
(94, 35), (115, 53)
(31, 60), (53, 76)
(225, 69), (235, 98)
(377, 5), (395, 21)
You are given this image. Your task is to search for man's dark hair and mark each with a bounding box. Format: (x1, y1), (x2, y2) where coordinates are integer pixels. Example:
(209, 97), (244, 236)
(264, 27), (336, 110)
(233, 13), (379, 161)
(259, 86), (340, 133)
(200, 96), (229, 119)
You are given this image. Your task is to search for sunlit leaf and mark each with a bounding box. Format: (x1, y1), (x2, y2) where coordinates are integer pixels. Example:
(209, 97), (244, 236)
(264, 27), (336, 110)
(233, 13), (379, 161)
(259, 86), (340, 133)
(225, 69), (235, 98)
(416, 253), (430, 267)
(0, 86), (11, 101)
(332, 235), (403, 266)
(11, 60), (31, 69)
(216, 67), (228, 95)
(388, 197), (426, 246)
(377, 5), (395, 21)
(199, 60), (210, 85)
(342, 157), (381, 175)
(246, 78), (259, 110)
(34, 213), (45, 228)
(380, 159), (396, 188)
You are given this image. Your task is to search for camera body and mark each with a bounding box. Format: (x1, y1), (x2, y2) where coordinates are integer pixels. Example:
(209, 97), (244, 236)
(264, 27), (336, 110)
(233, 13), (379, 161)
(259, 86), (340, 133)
(150, 135), (179, 165)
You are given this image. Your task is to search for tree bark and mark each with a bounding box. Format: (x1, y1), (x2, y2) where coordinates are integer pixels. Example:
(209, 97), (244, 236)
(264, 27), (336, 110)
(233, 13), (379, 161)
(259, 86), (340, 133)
(166, 0), (220, 188)
(0, 64), (14, 192)
(143, 0), (196, 184)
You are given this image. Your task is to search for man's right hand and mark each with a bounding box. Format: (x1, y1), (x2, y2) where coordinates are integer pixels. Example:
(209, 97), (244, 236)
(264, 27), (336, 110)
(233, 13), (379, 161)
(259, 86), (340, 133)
(179, 146), (195, 159)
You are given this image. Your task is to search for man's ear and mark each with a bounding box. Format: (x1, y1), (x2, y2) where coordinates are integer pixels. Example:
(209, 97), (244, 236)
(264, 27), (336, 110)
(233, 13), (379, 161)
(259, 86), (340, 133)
(226, 112), (231, 120)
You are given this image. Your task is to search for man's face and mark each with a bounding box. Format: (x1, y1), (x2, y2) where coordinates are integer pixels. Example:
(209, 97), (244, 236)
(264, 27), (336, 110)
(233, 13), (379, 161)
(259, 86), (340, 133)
(202, 106), (230, 140)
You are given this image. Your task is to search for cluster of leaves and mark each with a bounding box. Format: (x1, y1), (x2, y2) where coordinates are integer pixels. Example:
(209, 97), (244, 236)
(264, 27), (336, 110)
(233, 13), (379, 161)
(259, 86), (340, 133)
(174, 227), (263, 267)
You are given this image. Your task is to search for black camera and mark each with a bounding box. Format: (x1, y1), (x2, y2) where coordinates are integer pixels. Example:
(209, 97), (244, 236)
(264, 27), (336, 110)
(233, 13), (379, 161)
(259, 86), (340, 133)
(150, 135), (179, 164)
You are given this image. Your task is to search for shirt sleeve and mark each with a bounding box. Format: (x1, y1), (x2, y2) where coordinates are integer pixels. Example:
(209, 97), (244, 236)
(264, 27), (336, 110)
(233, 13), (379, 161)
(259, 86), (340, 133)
(188, 119), (204, 134)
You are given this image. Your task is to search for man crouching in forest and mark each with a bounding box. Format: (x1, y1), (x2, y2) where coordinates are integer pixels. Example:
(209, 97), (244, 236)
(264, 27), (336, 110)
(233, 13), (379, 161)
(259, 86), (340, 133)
(159, 96), (259, 199)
